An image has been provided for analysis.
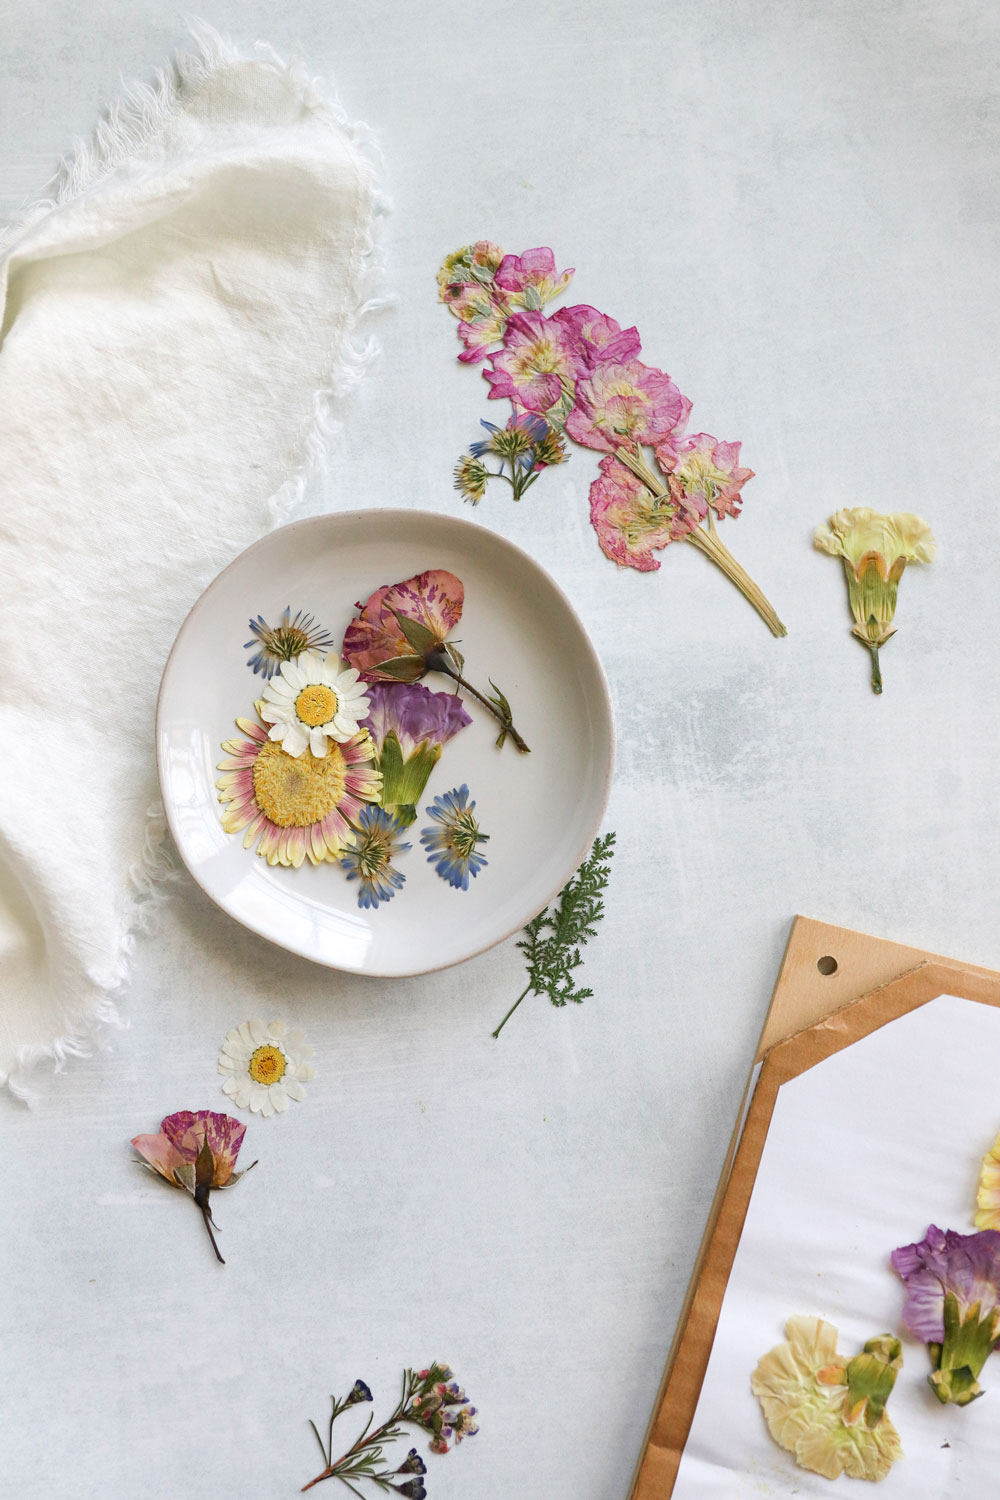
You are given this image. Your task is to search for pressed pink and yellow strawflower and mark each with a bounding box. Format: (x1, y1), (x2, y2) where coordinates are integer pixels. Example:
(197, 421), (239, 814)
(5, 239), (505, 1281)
(217, 717), (380, 867)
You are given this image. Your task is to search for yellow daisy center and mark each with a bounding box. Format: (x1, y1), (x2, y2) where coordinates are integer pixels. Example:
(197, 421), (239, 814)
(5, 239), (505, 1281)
(295, 683), (339, 727)
(252, 740), (347, 828)
(248, 1043), (286, 1084)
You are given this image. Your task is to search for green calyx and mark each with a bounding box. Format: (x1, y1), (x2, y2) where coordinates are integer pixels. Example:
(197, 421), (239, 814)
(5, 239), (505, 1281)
(846, 552), (905, 648)
(926, 1292), (999, 1406)
(377, 732), (442, 827)
(844, 1336), (902, 1428)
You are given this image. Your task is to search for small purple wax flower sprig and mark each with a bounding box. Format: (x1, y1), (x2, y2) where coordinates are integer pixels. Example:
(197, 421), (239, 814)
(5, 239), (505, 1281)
(440, 240), (786, 638)
(892, 1224), (1000, 1406)
(301, 1363), (478, 1494)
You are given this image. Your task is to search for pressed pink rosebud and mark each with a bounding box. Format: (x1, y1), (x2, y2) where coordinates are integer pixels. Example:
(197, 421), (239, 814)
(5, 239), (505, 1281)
(132, 1109), (254, 1264)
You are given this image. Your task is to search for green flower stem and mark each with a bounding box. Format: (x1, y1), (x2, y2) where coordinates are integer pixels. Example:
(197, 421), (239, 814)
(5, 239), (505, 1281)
(868, 641), (884, 695)
(684, 526), (787, 638)
(428, 656), (531, 754)
(493, 465), (542, 502)
(301, 1413), (396, 1492)
(492, 985), (531, 1038)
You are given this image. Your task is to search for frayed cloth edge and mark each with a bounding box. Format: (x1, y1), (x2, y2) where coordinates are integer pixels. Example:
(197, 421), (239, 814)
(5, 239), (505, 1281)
(0, 17), (388, 1101)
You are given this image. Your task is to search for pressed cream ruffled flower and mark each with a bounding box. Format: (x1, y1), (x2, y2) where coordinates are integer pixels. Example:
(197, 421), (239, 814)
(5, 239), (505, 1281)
(751, 1316), (903, 1482)
(814, 507), (936, 694)
(976, 1130), (1000, 1231)
(219, 1018), (315, 1117)
(260, 649), (370, 757)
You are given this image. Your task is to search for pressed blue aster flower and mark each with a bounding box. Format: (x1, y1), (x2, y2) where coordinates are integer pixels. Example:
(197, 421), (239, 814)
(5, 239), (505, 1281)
(341, 806), (411, 909)
(420, 786), (489, 890)
(346, 1379), (373, 1406)
(453, 453), (489, 503)
(244, 606), (336, 678)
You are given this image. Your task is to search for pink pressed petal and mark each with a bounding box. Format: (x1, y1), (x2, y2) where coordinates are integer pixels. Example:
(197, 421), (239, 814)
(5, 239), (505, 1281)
(234, 719), (267, 743)
(132, 1132), (188, 1180)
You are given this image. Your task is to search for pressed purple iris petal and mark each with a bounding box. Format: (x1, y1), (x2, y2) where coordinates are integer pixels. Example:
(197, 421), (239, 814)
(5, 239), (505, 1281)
(361, 682), (471, 758)
(891, 1224), (1000, 1343)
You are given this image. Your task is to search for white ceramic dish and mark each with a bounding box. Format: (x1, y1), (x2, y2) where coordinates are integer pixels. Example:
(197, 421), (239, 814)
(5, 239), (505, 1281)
(157, 508), (614, 977)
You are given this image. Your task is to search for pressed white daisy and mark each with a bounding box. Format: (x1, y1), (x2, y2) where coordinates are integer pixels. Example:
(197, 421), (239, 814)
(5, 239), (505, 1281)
(218, 1018), (315, 1118)
(260, 650), (370, 758)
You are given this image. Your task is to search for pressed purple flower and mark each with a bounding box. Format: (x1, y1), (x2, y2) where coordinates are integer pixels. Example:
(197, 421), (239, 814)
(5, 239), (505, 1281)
(421, 786), (489, 890)
(892, 1224), (1000, 1405)
(362, 682), (471, 761)
(302, 1363), (476, 1491)
(396, 1449), (427, 1476)
(361, 681), (471, 825)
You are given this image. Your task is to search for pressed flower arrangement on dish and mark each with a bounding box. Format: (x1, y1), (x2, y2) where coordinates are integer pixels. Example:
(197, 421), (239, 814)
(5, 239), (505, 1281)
(439, 241), (786, 637)
(217, 570), (514, 909)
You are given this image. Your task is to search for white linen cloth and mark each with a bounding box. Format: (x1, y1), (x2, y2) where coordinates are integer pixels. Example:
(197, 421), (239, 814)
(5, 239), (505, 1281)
(0, 24), (382, 1097)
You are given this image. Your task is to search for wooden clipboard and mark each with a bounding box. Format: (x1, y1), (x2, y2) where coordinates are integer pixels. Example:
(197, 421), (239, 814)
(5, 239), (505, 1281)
(629, 915), (1000, 1499)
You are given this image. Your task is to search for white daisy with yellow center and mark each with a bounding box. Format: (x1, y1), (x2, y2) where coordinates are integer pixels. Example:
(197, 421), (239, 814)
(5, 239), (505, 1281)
(260, 649), (370, 758)
(218, 1018), (315, 1117)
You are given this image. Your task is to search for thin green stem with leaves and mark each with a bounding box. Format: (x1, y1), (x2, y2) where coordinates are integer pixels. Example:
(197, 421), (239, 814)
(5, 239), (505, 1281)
(493, 831), (616, 1036)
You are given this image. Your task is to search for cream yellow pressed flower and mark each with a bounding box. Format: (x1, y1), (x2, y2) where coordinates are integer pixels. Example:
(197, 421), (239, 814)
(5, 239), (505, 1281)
(975, 1130), (1000, 1230)
(814, 507), (936, 694)
(751, 1316), (903, 1482)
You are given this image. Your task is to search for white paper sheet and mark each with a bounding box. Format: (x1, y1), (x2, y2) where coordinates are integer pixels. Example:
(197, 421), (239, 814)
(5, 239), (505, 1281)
(674, 995), (1000, 1496)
